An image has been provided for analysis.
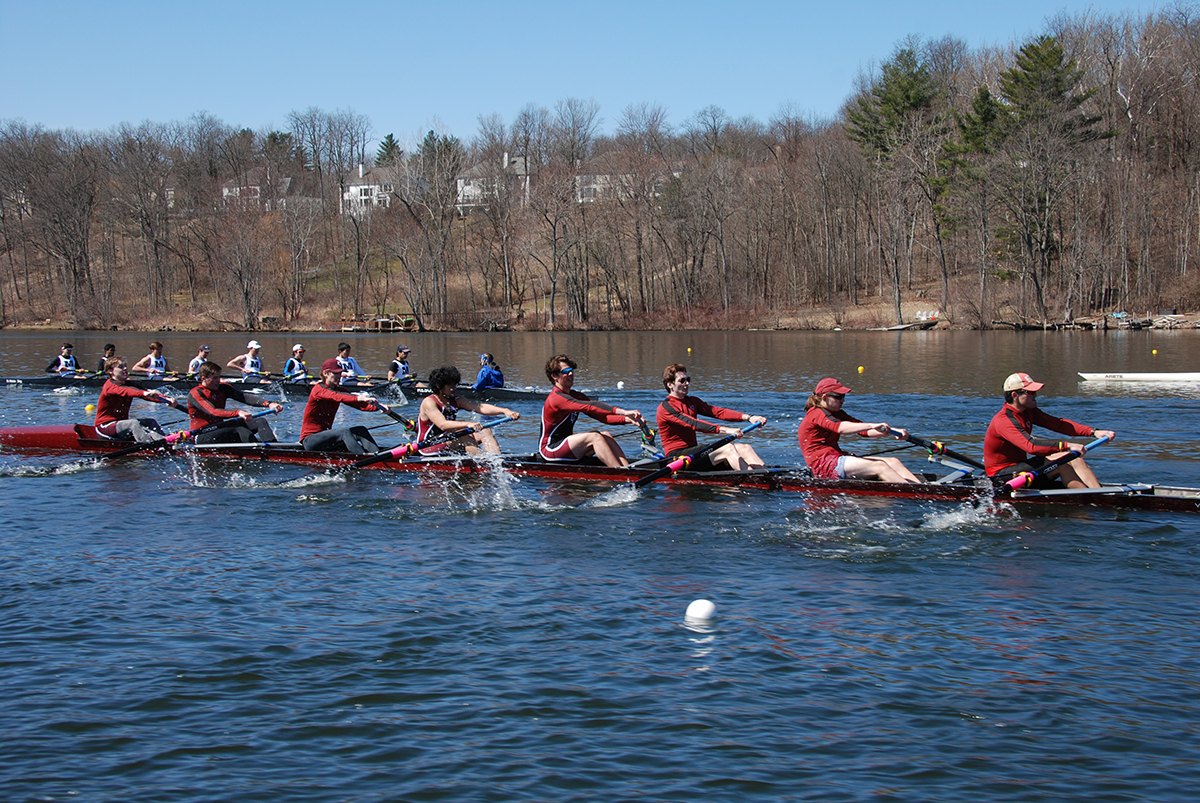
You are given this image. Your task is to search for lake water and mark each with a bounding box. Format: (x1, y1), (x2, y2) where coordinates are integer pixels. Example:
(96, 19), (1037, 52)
(2, 329), (1199, 802)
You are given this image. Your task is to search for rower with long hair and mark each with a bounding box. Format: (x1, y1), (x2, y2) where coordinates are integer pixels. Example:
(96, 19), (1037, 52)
(798, 377), (920, 483)
(418, 365), (519, 455)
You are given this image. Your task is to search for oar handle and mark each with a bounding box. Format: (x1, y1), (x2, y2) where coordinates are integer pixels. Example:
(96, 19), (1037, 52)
(1004, 435), (1112, 491)
(379, 406), (416, 432)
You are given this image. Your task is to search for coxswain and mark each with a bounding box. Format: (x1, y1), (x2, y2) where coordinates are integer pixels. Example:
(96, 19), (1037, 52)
(418, 365), (520, 455)
(97, 344), (116, 374)
(46, 343), (82, 376)
(984, 372), (1116, 489)
(227, 340), (269, 383)
(539, 354), (644, 467)
(335, 342), (371, 386)
(299, 359), (391, 454)
(93, 357), (178, 443)
(131, 341), (171, 380)
(471, 353), (505, 391)
(283, 344), (310, 384)
(798, 377), (921, 483)
(657, 363), (766, 471)
(187, 344), (211, 375)
(187, 361), (283, 444)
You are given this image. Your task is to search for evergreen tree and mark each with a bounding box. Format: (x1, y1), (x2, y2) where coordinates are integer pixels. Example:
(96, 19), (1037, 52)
(376, 133), (402, 166)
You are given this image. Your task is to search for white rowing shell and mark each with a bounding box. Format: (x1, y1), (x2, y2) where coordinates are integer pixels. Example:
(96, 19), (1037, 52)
(1078, 372), (1200, 381)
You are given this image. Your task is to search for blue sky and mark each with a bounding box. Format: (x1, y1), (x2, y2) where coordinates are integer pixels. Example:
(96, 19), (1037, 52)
(3, 0), (1154, 148)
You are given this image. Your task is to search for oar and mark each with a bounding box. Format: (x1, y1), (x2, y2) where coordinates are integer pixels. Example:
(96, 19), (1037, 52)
(633, 421), (763, 488)
(351, 417), (509, 469)
(1002, 435), (1112, 492)
(901, 433), (986, 471)
(379, 406), (417, 433)
(100, 408), (279, 460)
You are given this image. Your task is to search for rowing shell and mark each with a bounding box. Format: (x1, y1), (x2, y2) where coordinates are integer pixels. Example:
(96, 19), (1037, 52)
(2, 375), (400, 399)
(1078, 372), (1200, 382)
(3, 375), (546, 402)
(3, 424), (1198, 514)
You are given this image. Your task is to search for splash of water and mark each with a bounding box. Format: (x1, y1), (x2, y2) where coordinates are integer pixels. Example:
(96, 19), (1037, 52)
(580, 484), (641, 509)
(922, 498), (1017, 530)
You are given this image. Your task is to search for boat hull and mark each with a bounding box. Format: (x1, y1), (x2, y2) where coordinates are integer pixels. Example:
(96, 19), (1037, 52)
(3, 425), (1198, 513)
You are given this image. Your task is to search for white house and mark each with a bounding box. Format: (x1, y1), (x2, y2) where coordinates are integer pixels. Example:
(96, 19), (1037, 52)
(341, 164), (393, 217)
(456, 153), (531, 213)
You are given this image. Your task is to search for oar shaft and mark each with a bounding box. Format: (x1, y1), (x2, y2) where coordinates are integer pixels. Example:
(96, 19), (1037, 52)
(633, 421), (763, 488)
(904, 433), (986, 471)
(102, 408), (278, 460)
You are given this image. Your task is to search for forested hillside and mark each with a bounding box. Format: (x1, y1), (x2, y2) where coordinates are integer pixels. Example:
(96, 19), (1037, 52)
(2, 8), (1198, 330)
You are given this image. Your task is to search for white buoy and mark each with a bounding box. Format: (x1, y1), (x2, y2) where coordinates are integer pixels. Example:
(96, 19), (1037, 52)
(686, 599), (716, 620)
(617, 381), (625, 389)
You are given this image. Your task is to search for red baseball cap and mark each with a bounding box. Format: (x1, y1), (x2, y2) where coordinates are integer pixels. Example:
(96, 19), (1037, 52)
(321, 358), (343, 374)
(814, 377), (851, 395)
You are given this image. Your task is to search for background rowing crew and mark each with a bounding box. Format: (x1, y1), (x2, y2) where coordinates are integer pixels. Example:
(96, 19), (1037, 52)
(82, 347), (1116, 486)
(45, 342), (500, 392)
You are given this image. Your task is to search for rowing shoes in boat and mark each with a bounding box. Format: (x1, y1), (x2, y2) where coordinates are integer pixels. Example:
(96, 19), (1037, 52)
(2, 424), (1197, 514)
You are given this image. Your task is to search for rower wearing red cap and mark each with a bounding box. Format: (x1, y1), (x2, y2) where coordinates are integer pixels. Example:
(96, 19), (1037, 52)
(797, 377), (920, 483)
(299, 359), (390, 454)
(983, 372), (1116, 488)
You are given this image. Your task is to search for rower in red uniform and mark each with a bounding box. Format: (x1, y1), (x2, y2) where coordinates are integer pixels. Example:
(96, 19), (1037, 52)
(539, 354), (644, 467)
(93, 357), (178, 442)
(798, 377), (920, 483)
(300, 359), (390, 454)
(656, 363), (766, 471)
(187, 361), (284, 444)
(417, 365), (520, 455)
(984, 372), (1116, 488)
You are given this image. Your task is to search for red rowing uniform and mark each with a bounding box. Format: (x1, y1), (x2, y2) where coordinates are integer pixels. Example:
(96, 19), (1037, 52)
(539, 389), (626, 461)
(656, 395), (745, 456)
(983, 405), (1093, 477)
(187, 382), (271, 429)
(94, 380), (146, 428)
(797, 406), (862, 479)
(300, 383), (379, 441)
